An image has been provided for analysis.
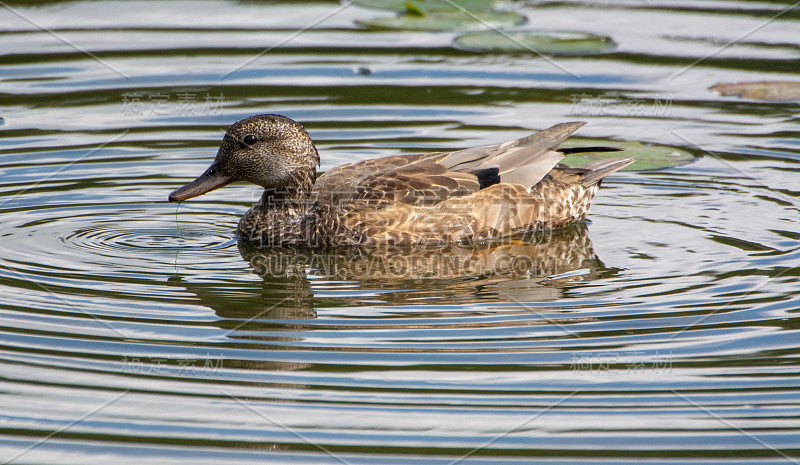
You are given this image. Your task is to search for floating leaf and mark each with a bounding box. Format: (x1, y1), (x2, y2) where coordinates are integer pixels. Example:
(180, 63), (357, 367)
(453, 30), (616, 54)
(711, 81), (800, 101)
(404, 1), (425, 16)
(352, 0), (499, 13)
(560, 140), (695, 171)
(357, 10), (525, 32)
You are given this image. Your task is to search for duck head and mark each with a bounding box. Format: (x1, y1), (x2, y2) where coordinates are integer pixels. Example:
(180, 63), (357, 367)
(168, 114), (320, 202)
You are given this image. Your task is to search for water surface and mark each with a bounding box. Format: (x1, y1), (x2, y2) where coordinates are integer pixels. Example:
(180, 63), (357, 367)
(0, 0), (799, 463)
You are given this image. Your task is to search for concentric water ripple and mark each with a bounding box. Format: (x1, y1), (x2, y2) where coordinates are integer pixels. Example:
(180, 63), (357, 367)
(65, 223), (236, 253)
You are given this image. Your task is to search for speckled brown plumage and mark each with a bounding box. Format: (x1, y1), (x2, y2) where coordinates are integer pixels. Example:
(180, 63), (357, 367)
(168, 114), (634, 247)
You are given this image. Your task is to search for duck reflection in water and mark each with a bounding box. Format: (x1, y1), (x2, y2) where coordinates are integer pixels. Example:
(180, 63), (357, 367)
(172, 224), (613, 333)
(234, 222), (611, 314)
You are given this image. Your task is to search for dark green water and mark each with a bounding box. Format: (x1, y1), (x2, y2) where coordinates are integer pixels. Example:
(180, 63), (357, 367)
(1, 1), (799, 463)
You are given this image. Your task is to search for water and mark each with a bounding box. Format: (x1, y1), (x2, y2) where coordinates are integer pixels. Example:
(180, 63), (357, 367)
(1, 0), (799, 463)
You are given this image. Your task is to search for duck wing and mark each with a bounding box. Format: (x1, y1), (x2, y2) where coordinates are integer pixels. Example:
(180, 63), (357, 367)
(312, 121), (592, 209)
(312, 152), (432, 200)
(440, 121), (587, 187)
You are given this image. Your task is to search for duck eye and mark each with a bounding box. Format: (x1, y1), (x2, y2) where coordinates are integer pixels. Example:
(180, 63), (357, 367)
(207, 168), (216, 176)
(243, 135), (257, 146)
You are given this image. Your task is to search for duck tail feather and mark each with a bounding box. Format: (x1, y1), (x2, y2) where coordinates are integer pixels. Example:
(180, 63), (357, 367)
(579, 157), (635, 186)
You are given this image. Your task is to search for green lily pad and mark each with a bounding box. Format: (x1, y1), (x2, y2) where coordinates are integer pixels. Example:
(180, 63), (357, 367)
(453, 30), (616, 54)
(357, 10), (526, 32)
(352, 0), (500, 13)
(711, 81), (800, 101)
(560, 139), (695, 171)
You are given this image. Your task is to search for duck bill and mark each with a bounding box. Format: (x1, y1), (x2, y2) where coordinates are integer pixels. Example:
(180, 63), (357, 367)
(168, 164), (233, 202)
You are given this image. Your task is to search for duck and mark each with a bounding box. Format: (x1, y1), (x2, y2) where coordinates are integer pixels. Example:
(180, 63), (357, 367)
(168, 114), (633, 247)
